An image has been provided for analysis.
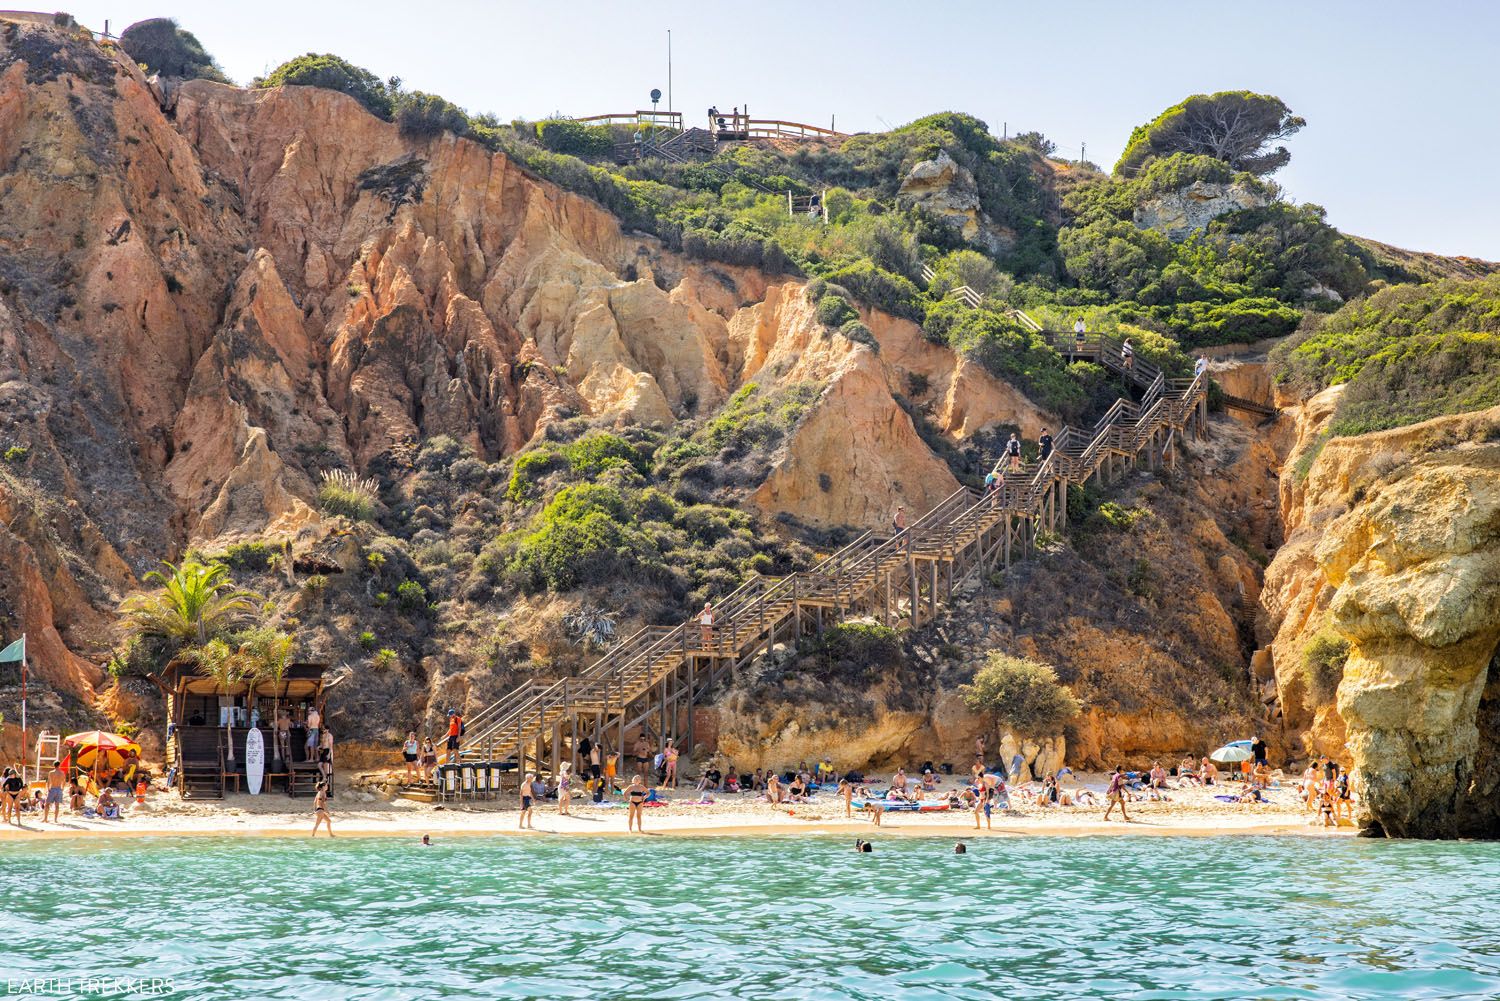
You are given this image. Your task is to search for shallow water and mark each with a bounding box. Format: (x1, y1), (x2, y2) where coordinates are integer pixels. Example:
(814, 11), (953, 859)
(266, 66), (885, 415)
(1, 834), (1497, 1000)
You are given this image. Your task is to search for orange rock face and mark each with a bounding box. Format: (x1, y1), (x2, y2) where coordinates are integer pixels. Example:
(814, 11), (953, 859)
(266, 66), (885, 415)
(0, 22), (1049, 715)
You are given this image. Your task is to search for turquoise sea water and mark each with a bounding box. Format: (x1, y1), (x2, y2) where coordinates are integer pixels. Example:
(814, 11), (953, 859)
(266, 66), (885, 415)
(1, 834), (1498, 1000)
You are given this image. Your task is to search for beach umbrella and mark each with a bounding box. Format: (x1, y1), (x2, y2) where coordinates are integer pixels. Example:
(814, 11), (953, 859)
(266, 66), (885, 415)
(63, 731), (141, 771)
(1209, 744), (1253, 764)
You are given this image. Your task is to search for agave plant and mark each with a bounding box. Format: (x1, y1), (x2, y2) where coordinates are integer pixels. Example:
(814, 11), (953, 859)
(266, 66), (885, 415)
(119, 560), (262, 647)
(563, 606), (618, 651)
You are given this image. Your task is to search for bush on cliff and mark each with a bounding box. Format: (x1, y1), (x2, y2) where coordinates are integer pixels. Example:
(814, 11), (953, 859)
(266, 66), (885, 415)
(1273, 275), (1500, 434)
(962, 652), (1081, 734)
(120, 18), (229, 82)
(255, 54), (396, 120)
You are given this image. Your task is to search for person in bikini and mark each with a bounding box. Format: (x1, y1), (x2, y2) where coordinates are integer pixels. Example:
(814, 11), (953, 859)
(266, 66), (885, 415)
(311, 779), (333, 837)
(626, 774), (648, 833)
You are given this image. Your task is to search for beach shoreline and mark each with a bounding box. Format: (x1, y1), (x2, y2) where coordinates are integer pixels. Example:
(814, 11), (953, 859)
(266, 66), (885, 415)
(0, 790), (1359, 842)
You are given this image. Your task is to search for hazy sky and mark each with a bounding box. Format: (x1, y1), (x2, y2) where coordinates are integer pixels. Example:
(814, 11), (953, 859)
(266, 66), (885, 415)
(54, 0), (1500, 259)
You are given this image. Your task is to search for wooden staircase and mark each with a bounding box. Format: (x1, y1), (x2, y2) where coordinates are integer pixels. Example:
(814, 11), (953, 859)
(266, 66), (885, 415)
(452, 331), (1211, 782)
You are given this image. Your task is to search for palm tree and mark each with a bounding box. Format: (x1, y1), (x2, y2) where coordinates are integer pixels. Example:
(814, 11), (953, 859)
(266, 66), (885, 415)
(190, 638), (254, 764)
(240, 627), (295, 768)
(119, 560), (262, 647)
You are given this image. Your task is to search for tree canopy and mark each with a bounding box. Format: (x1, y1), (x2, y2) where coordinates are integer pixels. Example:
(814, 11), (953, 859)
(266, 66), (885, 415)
(119, 18), (228, 82)
(961, 652), (1081, 734)
(1115, 91), (1305, 177)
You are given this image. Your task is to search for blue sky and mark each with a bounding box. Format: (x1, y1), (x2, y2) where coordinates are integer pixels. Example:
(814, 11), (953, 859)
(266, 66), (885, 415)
(56, 0), (1500, 259)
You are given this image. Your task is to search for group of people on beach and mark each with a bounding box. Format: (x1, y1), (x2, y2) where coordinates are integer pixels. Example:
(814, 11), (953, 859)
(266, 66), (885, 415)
(1, 758), (143, 827)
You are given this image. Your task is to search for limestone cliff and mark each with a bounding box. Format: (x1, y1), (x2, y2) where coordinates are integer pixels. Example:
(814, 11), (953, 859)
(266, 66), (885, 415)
(1134, 178), (1269, 241)
(1262, 394), (1500, 837)
(0, 20), (1045, 724)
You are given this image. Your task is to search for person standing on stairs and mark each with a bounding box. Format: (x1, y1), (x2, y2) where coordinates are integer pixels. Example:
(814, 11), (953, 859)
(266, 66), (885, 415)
(698, 601), (715, 649)
(893, 506), (907, 533)
(1006, 433), (1023, 473)
(1073, 316), (1087, 357)
(1194, 355), (1209, 379)
(1038, 428), (1054, 463)
(1121, 338), (1135, 372)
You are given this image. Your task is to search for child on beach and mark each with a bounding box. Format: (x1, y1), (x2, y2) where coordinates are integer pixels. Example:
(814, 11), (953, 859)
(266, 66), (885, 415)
(557, 763), (572, 816)
(1103, 767), (1130, 823)
(840, 778), (853, 818)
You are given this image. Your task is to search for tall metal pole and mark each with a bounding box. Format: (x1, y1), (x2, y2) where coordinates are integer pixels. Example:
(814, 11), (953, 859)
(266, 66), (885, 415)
(667, 29), (673, 114)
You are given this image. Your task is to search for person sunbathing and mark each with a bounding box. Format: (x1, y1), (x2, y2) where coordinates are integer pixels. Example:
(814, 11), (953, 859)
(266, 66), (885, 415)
(890, 768), (908, 794)
(787, 776), (808, 802)
(96, 787), (120, 819)
(885, 787), (910, 803)
(1200, 758), (1219, 786)
(1178, 757), (1200, 784)
(921, 770), (938, 792)
(1149, 762), (1168, 790)
(765, 774), (784, 804)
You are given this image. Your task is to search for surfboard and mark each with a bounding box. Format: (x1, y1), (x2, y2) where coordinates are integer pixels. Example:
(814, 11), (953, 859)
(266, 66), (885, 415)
(245, 727), (265, 795)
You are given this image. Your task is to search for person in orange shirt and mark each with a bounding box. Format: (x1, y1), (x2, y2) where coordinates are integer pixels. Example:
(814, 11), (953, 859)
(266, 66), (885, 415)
(445, 710), (463, 762)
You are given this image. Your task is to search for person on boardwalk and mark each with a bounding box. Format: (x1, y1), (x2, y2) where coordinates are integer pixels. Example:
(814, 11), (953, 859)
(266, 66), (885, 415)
(1038, 428), (1054, 462)
(1103, 766), (1131, 822)
(305, 703), (321, 765)
(1194, 355), (1209, 379)
(1073, 316), (1086, 347)
(893, 506), (907, 533)
(311, 779), (334, 838)
(1006, 433), (1023, 472)
(557, 763), (573, 816)
(627, 774), (648, 833)
(519, 772), (537, 829)
(402, 732), (420, 782)
(698, 601), (715, 648)
(1120, 338), (1135, 372)
(45, 759), (65, 823)
(420, 737), (437, 782)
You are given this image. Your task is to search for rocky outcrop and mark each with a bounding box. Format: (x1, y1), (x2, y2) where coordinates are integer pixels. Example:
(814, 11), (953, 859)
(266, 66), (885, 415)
(898, 151), (1013, 255)
(1134, 179), (1269, 241)
(1262, 397), (1500, 837)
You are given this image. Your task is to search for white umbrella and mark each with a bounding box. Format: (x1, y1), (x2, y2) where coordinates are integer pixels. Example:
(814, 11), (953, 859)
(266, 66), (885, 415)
(1210, 744), (1253, 764)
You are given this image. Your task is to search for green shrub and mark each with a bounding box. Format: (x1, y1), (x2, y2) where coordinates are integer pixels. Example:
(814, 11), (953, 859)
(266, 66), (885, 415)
(395, 579), (428, 613)
(119, 17), (229, 82)
(535, 119), (613, 158)
(1302, 631), (1349, 707)
(562, 432), (646, 478)
(815, 294), (859, 328)
(961, 652), (1081, 734)
(3, 445), (30, 463)
(396, 91), (470, 138)
(358, 631), (377, 651)
(507, 448), (564, 502)
(820, 260), (923, 320)
(806, 623), (903, 672)
(318, 469), (379, 521)
(255, 54), (395, 119)
(1096, 502), (1143, 531)
(372, 648), (398, 669)
(220, 541), (275, 572)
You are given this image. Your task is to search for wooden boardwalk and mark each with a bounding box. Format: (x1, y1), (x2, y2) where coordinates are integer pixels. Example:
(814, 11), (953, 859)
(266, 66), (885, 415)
(452, 332), (1210, 780)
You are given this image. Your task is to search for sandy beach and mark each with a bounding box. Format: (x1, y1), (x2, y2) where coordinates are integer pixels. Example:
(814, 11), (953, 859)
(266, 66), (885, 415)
(0, 772), (1358, 841)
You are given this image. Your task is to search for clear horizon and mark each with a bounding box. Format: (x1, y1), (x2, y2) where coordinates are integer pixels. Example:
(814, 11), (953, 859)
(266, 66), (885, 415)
(43, 0), (1500, 261)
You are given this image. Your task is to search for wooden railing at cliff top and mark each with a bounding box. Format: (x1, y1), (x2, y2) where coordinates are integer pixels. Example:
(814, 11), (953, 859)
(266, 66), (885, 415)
(446, 330), (1211, 784)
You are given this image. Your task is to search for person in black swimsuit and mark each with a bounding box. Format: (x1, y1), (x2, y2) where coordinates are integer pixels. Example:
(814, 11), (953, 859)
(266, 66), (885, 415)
(626, 774), (648, 834)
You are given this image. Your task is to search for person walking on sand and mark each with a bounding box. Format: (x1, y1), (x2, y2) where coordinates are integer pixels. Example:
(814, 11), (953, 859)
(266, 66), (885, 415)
(312, 779), (334, 838)
(1006, 433), (1023, 472)
(839, 777), (854, 818)
(1103, 766), (1130, 823)
(1, 767), (23, 826)
(519, 772), (537, 829)
(45, 759), (65, 824)
(627, 774), (648, 833)
(402, 731), (420, 782)
(557, 763), (573, 816)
